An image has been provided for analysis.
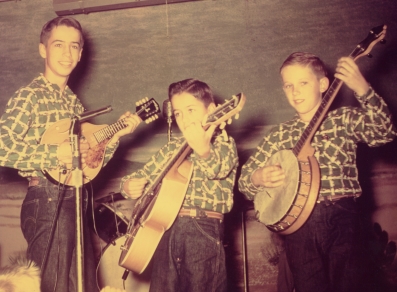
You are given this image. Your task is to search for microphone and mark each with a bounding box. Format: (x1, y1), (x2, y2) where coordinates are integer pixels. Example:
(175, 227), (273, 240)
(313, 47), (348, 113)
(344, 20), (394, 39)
(77, 105), (112, 122)
(162, 100), (173, 142)
(162, 100), (173, 120)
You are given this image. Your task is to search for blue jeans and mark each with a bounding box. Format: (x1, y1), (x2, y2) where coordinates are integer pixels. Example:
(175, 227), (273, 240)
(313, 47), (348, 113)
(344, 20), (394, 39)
(149, 216), (227, 292)
(284, 198), (363, 292)
(20, 179), (98, 292)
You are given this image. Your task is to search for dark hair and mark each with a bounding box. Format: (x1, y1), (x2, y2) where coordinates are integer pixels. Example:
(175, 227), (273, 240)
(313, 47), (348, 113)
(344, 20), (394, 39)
(280, 52), (327, 79)
(40, 16), (84, 47)
(168, 78), (214, 107)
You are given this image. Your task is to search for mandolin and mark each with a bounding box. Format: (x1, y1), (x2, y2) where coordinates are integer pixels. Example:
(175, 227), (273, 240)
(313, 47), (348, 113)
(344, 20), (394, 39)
(41, 97), (160, 186)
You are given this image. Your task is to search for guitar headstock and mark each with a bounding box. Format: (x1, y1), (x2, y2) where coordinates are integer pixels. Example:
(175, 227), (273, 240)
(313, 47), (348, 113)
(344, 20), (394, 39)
(136, 97), (161, 124)
(203, 93), (246, 127)
(353, 25), (386, 61)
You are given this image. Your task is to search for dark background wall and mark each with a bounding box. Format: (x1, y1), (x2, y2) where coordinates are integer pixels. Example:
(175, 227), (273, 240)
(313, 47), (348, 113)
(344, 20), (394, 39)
(1, 0), (397, 290)
(1, 0), (397, 130)
(1, 0), (397, 177)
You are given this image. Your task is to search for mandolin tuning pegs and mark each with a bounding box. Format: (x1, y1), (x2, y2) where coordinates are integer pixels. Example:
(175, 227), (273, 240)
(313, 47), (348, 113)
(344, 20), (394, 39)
(235, 113), (240, 120)
(367, 53), (373, 58)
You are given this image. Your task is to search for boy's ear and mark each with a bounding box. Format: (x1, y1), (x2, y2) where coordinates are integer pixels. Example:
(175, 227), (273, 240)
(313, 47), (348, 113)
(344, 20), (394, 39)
(319, 77), (329, 93)
(39, 43), (46, 59)
(207, 102), (216, 113)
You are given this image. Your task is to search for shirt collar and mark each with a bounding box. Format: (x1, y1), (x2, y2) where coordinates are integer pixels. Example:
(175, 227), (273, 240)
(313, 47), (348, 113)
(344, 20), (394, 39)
(37, 74), (73, 96)
(292, 114), (309, 127)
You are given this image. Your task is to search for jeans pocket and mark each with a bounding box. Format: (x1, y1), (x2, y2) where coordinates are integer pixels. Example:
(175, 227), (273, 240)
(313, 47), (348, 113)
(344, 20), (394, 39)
(20, 197), (39, 243)
(193, 218), (222, 244)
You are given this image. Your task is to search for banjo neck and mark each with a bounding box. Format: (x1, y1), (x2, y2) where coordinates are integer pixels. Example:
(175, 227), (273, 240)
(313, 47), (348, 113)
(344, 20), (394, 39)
(292, 78), (344, 159)
(293, 25), (387, 159)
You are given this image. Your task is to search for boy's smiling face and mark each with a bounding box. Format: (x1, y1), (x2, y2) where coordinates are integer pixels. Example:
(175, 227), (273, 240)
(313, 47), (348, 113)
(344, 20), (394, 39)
(39, 25), (83, 86)
(281, 64), (328, 122)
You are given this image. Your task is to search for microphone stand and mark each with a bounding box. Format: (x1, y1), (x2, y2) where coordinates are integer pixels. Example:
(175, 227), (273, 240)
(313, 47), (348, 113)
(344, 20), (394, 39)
(69, 106), (112, 292)
(166, 116), (172, 142)
(70, 117), (85, 292)
(162, 100), (173, 142)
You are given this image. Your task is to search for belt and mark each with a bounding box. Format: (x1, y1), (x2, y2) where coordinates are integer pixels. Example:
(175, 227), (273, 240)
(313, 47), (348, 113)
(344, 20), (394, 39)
(28, 176), (75, 190)
(178, 207), (224, 220)
(317, 194), (359, 204)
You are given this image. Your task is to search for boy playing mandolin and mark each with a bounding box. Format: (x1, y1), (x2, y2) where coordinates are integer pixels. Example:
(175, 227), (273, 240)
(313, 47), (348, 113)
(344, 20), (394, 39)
(120, 78), (239, 292)
(0, 17), (140, 292)
(238, 52), (396, 291)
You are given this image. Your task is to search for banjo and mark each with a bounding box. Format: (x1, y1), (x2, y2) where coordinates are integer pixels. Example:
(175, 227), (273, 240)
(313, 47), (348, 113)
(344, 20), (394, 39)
(254, 25), (387, 235)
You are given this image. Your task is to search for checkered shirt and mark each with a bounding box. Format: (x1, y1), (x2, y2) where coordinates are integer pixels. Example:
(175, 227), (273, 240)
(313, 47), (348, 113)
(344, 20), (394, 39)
(0, 74), (117, 179)
(120, 131), (238, 214)
(239, 88), (397, 200)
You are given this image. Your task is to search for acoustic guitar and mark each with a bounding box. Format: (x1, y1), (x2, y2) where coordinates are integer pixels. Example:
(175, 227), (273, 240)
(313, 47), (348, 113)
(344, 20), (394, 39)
(40, 97), (160, 186)
(254, 25), (387, 235)
(118, 93), (246, 274)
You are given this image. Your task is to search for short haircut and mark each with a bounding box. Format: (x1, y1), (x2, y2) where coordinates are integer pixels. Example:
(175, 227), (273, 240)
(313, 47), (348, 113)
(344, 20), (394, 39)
(280, 52), (327, 79)
(168, 78), (214, 107)
(40, 16), (84, 47)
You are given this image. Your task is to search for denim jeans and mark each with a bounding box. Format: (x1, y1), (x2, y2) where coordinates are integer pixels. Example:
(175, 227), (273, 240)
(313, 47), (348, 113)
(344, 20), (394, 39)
(149, 216), (227, 292)
(20, 179), (98, 292)
(284, 198), (363, 292)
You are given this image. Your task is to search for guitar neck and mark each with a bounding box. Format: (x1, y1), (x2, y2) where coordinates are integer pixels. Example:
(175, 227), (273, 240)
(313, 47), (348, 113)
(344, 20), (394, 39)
(146, 140), (191, 194)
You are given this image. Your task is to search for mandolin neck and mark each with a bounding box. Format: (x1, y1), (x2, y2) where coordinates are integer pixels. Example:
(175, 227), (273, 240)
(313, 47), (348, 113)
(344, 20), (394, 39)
(92, 104), (152, 143)
(93, 119), (128, 143)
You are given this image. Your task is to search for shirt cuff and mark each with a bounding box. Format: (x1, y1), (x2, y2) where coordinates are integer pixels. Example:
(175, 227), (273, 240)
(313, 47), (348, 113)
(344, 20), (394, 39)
(119, 179), (132, 200)
(354, 86), (373, 101)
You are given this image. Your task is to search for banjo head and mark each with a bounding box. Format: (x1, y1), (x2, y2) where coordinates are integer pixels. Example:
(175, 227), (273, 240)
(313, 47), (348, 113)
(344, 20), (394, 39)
(254, 149), (300, 225)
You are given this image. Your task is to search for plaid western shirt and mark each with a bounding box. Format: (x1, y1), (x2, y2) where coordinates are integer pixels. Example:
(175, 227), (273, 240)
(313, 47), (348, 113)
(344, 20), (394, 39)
(239, 88), (396, 200)
(0, 74), (118, 179)
(120, 131), (238, 214)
